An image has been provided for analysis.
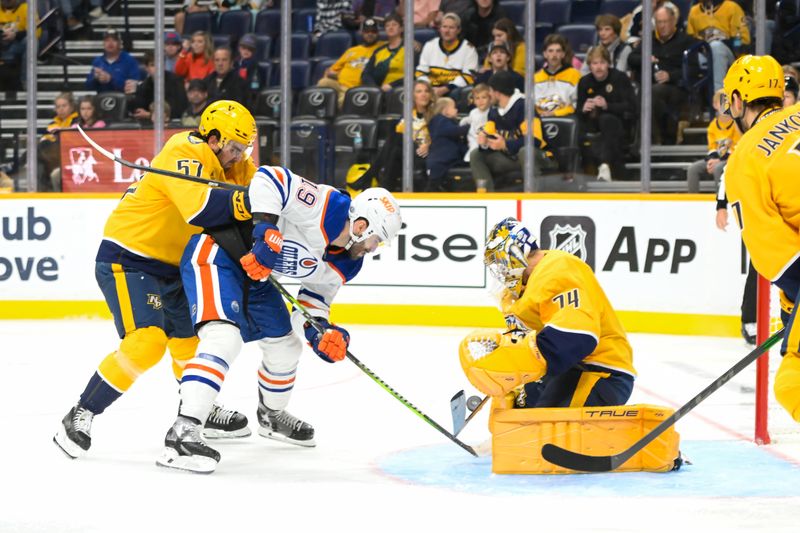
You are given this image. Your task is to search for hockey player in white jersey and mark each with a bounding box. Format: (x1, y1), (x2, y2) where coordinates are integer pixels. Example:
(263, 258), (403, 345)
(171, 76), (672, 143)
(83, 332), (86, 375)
(157, 165), (402, 473)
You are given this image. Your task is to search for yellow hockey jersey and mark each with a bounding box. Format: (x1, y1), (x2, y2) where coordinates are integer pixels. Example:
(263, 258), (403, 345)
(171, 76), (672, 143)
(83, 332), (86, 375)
(687, 0), (750, 44)
(533, 66), (581, 116)
(724, 103), (800, 290)
(504, 250), (636, 377)
(96, 131), (257, 277)
(329, 41), (384, 89)
(706, 116), (741, 158)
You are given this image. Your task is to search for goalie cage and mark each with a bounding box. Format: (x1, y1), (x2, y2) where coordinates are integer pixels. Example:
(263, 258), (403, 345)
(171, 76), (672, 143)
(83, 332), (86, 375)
(755, 274), (798, 445)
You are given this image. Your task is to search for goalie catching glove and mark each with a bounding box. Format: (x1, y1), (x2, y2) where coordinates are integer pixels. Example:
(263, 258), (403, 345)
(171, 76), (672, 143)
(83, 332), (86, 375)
(304, 319), (350, 363)
(458, 329), (547, 397)
(240, 221), (283, 281)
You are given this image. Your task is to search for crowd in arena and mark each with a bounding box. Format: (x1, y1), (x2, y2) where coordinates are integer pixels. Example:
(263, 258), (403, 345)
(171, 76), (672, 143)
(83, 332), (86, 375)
(2, 0), (800, 193)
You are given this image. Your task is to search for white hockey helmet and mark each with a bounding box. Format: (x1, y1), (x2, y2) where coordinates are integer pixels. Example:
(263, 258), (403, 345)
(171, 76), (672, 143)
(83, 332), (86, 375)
(347, 187), (402, 247)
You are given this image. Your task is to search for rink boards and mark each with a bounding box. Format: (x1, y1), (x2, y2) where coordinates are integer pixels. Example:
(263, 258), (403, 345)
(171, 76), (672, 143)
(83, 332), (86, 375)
(0, 192), (745, 336)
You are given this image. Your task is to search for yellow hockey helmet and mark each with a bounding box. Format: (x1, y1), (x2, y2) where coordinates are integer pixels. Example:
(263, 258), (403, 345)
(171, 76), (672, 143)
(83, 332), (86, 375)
(722, 55), (784, 113)
(198, 100), (257, 148)
(484, 217), (539, 298)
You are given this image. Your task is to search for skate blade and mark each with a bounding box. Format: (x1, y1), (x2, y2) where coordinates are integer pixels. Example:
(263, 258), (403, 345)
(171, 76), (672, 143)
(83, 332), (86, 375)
(257, 427), (316, 447)
(53, 431), (86, 459)
(155, 447), (218, 474)
(202, 426), (252, 439)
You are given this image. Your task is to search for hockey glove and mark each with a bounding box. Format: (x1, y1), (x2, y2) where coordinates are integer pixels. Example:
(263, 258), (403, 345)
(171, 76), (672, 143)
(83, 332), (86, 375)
(240, 221), (283, 281)
(304, 319), (350, 363)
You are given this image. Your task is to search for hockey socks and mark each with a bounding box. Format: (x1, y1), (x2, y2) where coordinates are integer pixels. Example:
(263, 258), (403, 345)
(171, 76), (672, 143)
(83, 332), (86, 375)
(79, 372), (123, 415)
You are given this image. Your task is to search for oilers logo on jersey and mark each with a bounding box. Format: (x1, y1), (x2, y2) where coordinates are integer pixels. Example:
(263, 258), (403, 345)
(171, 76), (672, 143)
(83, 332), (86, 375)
(274, 240), (319, 278)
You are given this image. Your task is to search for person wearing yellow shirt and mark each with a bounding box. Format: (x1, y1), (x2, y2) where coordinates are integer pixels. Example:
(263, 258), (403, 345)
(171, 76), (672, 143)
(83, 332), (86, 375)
(0, 0), (40, 90)
(687, 0), (750, 91)
(317, 17), (384, 108)
(459, 217), (635, 408)
(722, 55), (800, 423)
(54, 101), (258, 460)
(533, 34), (581, 117)
(686, 88), (741, 193)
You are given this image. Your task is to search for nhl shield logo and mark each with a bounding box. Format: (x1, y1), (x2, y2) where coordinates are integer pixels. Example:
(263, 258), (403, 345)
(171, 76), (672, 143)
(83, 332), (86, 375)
(549, 224), (587, 260)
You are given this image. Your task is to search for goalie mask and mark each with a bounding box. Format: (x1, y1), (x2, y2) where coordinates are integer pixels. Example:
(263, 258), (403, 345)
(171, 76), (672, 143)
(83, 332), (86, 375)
(484, 217), (539, 298)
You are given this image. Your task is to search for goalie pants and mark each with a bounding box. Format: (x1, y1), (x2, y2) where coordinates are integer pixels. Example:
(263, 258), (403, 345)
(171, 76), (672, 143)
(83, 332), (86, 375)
(521, 364), (634, 408)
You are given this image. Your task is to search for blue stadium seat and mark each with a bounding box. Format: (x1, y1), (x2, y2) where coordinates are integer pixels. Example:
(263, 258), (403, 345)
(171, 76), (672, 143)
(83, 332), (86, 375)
(599, 0), (638, 19)
(258, 61), (273, 90)
(503, 1), (526, 22)
(212, 34), (230, 50)
(183, 11), (214, 35)
(538, 1), (571, 27)
(273, 33), (312, 59)
(341, 87), (383, 118)
(292, 8), (316, 33)
(217, 10), (253, 47)
(557, 24), (597, 54)
(271, 60), (312, 90)
(570, 0), (600, 24)
(311, 58), (336, 84)
(535, 22), (555, 47)
(315, 31), (354, 60)
(255, 35), (272, 61)
(293, 0), (316, 8)
(255, 9), (281, 38)
(414, 28), (437, 45)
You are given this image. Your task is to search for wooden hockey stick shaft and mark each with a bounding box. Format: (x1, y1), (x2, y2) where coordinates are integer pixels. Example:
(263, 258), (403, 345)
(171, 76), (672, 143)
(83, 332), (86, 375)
(268, 277), (478, 457)
(76, 125), (248, 192)
(542, 327), (785, 472)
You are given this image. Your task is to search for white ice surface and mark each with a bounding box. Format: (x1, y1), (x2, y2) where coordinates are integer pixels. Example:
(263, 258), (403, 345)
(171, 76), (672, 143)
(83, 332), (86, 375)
(2, 320), (800, 532)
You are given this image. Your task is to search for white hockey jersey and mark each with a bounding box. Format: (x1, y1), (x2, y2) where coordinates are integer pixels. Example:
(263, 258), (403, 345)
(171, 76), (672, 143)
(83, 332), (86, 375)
(249, 165), (362, 330)
(415, 38), (478, 88)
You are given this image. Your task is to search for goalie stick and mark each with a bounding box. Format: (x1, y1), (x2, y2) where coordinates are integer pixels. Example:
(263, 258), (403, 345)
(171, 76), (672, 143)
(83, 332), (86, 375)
(268, 277), (478, 457)
(76, 125), (248, 192)
(542, 327), (786, 472)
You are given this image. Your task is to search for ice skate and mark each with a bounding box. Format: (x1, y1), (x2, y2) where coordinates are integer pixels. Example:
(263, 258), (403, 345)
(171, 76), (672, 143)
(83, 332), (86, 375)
(257, 404), (316, 447)
(156, 416), (220, 474)
(203, 403), (251, 439)
(53, 404), (94, 459)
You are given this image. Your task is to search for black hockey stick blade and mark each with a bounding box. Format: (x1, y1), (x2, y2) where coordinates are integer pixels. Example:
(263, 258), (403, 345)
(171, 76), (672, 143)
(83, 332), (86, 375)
(451, 390), (467, 435)
(542, 327), (785, 472)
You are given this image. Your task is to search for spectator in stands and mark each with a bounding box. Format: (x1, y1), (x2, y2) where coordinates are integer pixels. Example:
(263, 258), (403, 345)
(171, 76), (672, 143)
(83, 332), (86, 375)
(785, 74), (799, 108)
(173, 1), (245, 35)
(425, 97), (468, 191)
(481, 18), (525, 78)
(362, 13), (408, 93)
(314, 0), (352, 40)
(39, 92), (78, 191)
(577, 45), (636, 183)
(204, 47), (249, 105)
(164, 31), (182, 73)
(317, 17), (384, 108)
(470, 71), (557, 191)
(475, 41), (524, 91)
(72, 95), (106, 130)
(784, 64), (800, 82)
(462, 0), (506, 54)
(459, 82), (490, 161)
(621, 0), (681, 44)
(129, 50), (188, 123)
(175, 31), (215, 84)
(397, 0), (440, 28)
(234, 33), (259, 96)
(534, 34), (581, 117)
(342, 0), (398, 30)
(352, 79), (436, 191)
(181, 78), (210, 126)
(0, 0), (39, 90)
(628, 4), (698, 145)
(686, 88), (740, 193)
(585, 14), (632, 75)
(687, 0), (750, 91)
(85, 29), (141, 94)
(416, 13), (478, 97)
(59, 0), (104, 31)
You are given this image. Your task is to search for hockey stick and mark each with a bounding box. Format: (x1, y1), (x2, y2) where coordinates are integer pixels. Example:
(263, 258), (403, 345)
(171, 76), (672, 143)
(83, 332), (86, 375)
(76, 125), (248, 192)
(542, 327), (786, 472)
(450, 391), (489, 436)
(268, 277), (478, 457)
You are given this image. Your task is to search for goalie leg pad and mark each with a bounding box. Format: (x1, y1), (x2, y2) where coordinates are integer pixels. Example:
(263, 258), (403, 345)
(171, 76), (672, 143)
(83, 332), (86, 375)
(489, 402), (681, 474)
(98, 326), (169, 392)
(459, 329), (547, 397)
(257, 333), (302, 411)
(775, 352), (800, 422)
(167, 336), (200, 380)
(179, 321), (242, 422)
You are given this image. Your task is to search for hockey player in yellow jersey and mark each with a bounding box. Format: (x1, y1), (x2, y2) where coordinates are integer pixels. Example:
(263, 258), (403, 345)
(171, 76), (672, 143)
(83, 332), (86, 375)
(460, 218), (635, 407)
(722, 55), (800, 422)
(54, 100), (258, 459)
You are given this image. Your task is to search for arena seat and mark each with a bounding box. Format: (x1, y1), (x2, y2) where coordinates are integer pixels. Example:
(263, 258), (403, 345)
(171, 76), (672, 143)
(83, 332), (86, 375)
(183, 11), (214, 35)
(341, 87), (383, 118)
(315, 31), (354, 60)
(333, 117), (378, 188)
(255, 9), (281, 38)
(217, 10), (253, 47)
(296, 87), (338, 120)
